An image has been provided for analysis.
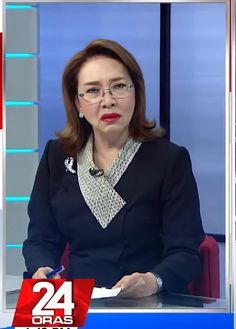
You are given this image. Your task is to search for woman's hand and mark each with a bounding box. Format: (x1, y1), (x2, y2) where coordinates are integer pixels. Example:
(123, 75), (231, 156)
(32, 267), (61, 279)
(112, 272), (159, 298)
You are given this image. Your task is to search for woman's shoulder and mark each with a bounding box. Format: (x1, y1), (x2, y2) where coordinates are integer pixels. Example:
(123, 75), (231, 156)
(43, 139), (70, 163)
(46, 138), (63, 150)
(140, 137), (192, 172)
(142, 137), (187, 156)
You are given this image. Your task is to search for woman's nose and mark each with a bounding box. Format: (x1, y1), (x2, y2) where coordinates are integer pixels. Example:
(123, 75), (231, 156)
(101, 91), (116, 108)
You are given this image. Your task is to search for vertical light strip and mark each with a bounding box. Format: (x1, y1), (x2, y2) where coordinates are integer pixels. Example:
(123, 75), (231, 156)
(0, 0), (4, 323)
(230, 0), (236, 315)
(0, 33), (2, 130)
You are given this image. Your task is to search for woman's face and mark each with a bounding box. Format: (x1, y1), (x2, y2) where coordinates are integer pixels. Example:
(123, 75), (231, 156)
(75, 55), (135, 139)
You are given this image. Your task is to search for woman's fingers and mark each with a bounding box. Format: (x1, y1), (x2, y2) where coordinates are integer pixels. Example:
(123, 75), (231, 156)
(112, 272), (158, 298)
(32, 267), (53, 279)
(32, 267), (61, 279)
(112, 273), (138, 290)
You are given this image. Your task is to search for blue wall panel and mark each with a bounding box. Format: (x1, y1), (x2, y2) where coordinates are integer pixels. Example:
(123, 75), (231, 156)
(170, 4), (226, 235)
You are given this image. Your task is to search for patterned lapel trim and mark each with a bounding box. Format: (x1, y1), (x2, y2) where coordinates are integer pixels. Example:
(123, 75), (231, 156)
(77, 135), (141, 228)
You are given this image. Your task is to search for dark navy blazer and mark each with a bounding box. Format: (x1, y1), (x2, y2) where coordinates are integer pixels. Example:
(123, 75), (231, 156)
(23, 137), (205, 293)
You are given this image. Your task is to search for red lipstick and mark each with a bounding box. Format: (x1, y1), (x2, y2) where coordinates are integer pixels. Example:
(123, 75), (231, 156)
(101, 113), (121, 123)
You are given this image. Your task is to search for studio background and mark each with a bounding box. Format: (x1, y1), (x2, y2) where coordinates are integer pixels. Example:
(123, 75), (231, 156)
(5, 2), (226, 298)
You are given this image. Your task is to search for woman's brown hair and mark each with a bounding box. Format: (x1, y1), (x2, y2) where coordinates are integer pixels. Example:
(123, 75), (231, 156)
(57, 39), (164, 157)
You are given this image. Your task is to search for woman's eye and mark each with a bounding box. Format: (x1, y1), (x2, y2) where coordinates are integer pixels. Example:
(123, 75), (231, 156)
(86, 88), (100, 94)
(112, 83), (127, 90)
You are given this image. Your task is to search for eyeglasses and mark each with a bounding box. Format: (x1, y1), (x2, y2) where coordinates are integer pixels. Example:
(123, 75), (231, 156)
(78, 83), (134, 104)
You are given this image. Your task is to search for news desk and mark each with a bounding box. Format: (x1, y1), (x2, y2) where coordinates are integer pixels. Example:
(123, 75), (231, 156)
(6, 290), (225, 310)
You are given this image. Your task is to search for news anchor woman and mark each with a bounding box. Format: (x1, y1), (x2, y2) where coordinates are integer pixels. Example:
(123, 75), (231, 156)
(23, 39), (205, 298)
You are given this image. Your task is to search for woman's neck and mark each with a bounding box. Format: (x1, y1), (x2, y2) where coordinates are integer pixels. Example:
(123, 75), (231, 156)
(94, 131), (128, 151)
(92, 131), (129, 172)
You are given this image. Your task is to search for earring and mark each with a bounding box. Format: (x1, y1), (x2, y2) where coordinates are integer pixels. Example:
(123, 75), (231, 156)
(79, 112), (84, 119)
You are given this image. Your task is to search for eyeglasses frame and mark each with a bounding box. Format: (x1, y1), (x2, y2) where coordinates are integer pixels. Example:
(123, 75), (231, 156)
(77, 83), (134, 104)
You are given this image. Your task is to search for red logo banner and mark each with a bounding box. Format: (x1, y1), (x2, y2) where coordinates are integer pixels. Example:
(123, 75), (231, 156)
(12, 279), (95, 327)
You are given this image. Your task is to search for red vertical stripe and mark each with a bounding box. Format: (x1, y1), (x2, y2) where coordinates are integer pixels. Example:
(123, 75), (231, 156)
(0, 33), (2, 129)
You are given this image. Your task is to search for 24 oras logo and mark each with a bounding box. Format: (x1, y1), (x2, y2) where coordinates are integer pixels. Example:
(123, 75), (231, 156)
(12, 278), (95, 328)
(32, 281), (74, 325)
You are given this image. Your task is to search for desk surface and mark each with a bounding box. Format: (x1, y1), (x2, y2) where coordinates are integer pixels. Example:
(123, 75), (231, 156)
(6, 290), (226, 310)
